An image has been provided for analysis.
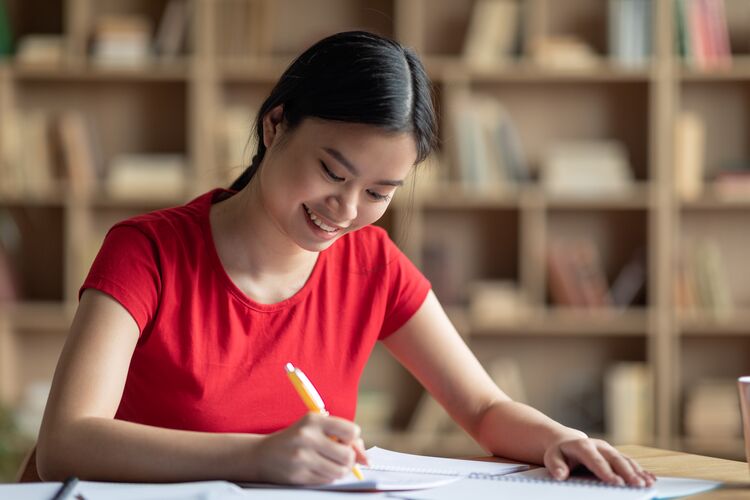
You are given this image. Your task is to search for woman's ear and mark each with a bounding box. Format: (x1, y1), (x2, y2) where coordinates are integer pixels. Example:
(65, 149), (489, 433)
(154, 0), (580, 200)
(262, 105), (284, 148)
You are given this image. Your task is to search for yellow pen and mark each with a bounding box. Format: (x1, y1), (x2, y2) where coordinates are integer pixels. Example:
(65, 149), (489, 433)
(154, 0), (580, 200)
(285, 362), (365, 481)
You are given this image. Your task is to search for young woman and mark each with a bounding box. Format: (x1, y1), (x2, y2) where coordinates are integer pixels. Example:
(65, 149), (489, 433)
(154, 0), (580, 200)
(37, 31), (655, 487)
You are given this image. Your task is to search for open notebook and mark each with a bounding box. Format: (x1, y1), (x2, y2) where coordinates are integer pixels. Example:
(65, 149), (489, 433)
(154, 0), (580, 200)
(241, 446), (529, 491)
(401, 467), (658, 500)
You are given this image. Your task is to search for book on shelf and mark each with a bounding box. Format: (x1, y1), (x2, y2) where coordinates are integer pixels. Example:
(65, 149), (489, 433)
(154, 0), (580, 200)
(106, 153), (187, 200)
(676, 0), (732, 70)
(462, 0), (520, 68)
(448, 92), (529, 192)
(91, 14), (153, 67)
(154, 0), (190, 59)
(610, 248), (647, 308)
(15, 35), (66, 67)
(468, 280), (528, 326)
(541, 140), (634, 197)
(56, 111), (101, 193)
(0, 109), (56, 196)
(676, 239), (733, 317)
(684, 378), (740, 439)
(604, 362), (652, 445)
(547, 238), (613, 309)
(674, 110), (706, 201)
(529, 36), (599, 70)
(608, 0), (652, 68)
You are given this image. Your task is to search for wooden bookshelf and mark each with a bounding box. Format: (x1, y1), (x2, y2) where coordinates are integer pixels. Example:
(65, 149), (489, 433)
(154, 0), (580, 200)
(1, 0), (749, 463)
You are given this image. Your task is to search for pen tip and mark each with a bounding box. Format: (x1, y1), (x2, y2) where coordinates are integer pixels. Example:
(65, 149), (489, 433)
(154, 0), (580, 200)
(285, 362), (295, 373)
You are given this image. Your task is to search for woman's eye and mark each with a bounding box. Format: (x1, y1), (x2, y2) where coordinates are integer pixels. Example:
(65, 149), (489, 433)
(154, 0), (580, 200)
(321, 161), (345, 182)
(367, 190), (391, 202)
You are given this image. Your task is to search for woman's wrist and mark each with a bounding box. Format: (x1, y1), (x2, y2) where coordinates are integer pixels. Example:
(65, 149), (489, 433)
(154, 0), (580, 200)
(223, 432), (265, 482)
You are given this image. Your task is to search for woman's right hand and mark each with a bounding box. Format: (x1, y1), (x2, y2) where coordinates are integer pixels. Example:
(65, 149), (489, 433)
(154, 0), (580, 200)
(249, 412), (368, 485)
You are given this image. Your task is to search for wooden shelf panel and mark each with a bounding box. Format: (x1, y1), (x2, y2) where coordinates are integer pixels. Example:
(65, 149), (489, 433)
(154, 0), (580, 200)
(680, 192), (750, 211)
(11, 61), (191, 82)
(679, 310), (750, 336)
(430, 57), (654, 83)
(679, 57), (750, 81)
(468, 308), (651, 337)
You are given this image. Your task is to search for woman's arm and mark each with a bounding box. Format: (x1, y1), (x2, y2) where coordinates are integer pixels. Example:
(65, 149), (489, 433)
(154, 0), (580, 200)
(37, 289), (364, 484)
(382, 290), (654, 487)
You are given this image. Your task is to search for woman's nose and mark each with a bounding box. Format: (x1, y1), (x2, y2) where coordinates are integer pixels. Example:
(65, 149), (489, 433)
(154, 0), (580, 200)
(327, 191), (357, 223)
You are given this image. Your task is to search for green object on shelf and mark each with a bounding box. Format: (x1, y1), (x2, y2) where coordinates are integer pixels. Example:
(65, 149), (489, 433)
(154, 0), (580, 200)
(0, 0), (12, 58)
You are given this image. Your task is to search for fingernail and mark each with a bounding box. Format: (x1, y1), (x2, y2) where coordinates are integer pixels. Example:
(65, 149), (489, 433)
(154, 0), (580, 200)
(553, 468), (565, 480)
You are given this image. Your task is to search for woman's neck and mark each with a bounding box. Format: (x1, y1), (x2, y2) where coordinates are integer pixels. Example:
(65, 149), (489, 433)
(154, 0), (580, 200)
(210, 182), (318, 280)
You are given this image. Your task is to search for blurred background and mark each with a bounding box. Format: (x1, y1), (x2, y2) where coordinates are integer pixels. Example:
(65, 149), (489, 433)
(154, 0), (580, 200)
(1, 0), (750, 481)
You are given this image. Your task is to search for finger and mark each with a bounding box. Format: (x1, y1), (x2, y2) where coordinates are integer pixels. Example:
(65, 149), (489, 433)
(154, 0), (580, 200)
(568, 442), (622, 485)
(600, 447), (645, 487)
(625, 456), (656, 486)
(353, 438), (369, 466)
(543, 446), (571, 480)
(307, 427), (357, 467)
(307, 453), (352, 484)
(319, 416), (361, 444)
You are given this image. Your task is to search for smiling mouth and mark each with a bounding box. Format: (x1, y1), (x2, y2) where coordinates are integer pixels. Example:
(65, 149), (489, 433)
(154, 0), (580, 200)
(303, 204), (342, 233)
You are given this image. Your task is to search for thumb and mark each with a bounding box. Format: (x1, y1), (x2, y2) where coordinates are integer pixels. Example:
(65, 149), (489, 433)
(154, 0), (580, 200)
(544, 447), (570, 481)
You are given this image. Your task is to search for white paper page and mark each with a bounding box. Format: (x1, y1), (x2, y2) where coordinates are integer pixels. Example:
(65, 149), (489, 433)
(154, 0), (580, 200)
(310, 469), (460, 491)
(0, 483), (60, 500)
(0, 481), (245, 500)
(363, 446), (529, 477)
(506, 467), (723, 499)
(654, 476), (721, 499)
(394, 476), (656, 500)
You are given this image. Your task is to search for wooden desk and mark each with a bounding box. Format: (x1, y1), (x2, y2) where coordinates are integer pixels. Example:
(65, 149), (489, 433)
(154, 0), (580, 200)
(619, 445), (750, 499)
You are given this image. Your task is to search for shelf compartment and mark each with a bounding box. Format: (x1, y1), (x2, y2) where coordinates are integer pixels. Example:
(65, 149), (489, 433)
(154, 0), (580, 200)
(0, 205), (65, 302)
(464, 81), (651, 182)
(469, 307), (650, 337)
(421, 207), (519, 306)
(470, 335), (648, 437)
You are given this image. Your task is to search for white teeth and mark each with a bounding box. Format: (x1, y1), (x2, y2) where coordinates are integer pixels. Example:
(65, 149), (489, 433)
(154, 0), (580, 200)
(305, 205), (338, 233)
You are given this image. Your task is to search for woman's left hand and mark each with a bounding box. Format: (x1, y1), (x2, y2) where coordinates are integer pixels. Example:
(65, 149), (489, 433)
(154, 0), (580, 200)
(543, 436), (656, 487)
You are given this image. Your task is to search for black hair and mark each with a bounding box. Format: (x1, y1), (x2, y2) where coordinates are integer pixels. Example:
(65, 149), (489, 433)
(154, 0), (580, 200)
(229, 30), (437, 191)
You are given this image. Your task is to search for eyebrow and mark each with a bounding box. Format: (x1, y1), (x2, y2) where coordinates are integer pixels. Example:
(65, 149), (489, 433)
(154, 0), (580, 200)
(323, 147), (404, 187)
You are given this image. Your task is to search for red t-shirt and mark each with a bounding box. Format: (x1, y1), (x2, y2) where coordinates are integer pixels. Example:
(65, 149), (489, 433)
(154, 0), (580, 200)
(81, 189), (430, 434)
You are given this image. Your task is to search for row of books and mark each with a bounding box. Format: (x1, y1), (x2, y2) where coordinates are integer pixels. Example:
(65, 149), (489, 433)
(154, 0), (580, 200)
(674, 239), (733, 316)
(449, 93), (637, 196)
(608, 0), (652, 68)
(674, 110), (750, 201)
(4, 0), (189, 67)
(547, 238), (646, 309)
(92, 0), (190, 67)
(448, 93), (529, 191)
(0, 108), (188, 199)
(675, 0), (732, 70)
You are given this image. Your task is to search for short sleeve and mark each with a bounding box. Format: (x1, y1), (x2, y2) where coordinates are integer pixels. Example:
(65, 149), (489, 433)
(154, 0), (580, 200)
(379, 234), (431, 339)
(79, 224), (162, 335)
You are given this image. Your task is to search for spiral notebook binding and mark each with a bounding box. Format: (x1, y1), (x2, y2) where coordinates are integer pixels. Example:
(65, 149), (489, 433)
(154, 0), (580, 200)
(467, 472), (641, 490)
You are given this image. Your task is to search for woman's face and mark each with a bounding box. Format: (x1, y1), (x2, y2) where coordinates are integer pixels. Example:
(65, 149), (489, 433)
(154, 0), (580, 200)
(256, 110), (418, 252)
